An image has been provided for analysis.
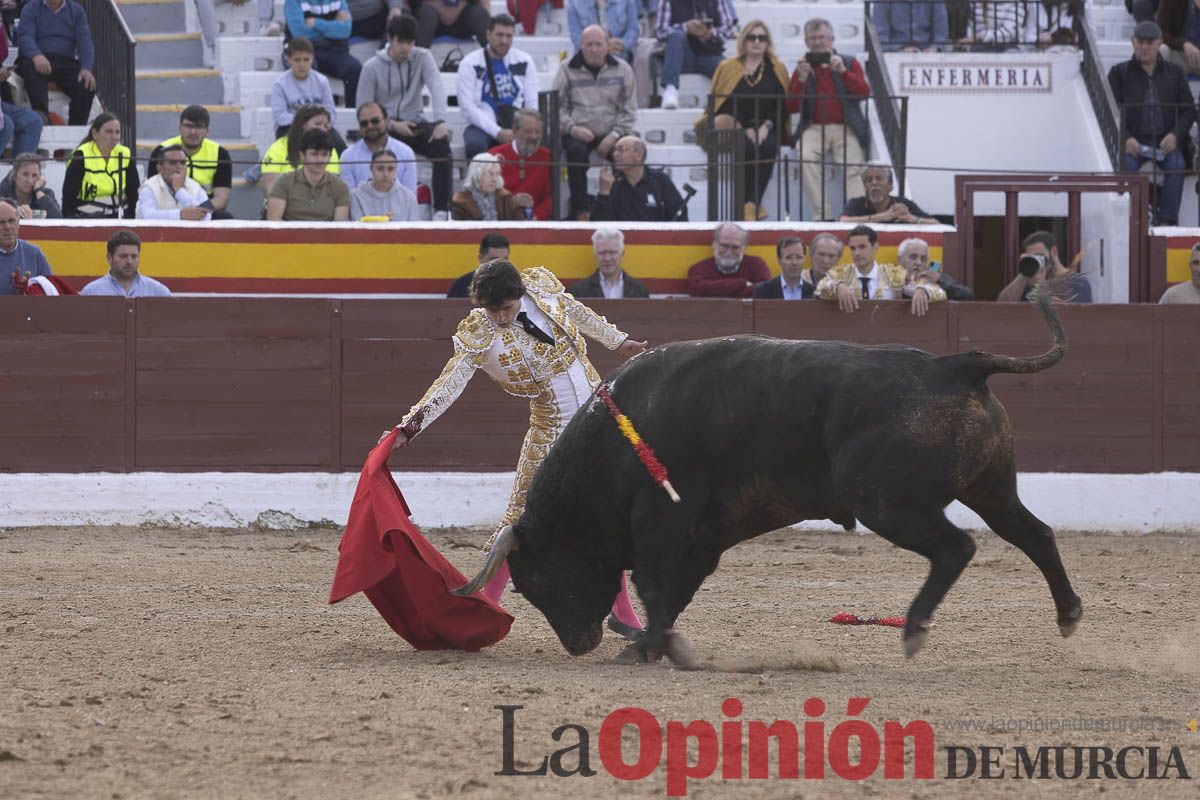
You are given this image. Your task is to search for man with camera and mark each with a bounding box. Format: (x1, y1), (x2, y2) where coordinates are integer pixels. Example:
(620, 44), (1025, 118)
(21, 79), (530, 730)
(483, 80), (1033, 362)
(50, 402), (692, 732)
(653, 0), (736, 109)
(458, 14), (540, 159)
(786, 18), (871, 222)
(998, 231), (1093, 303)
(1108, 20), (1194, 227)
(591, 135), (689, 222)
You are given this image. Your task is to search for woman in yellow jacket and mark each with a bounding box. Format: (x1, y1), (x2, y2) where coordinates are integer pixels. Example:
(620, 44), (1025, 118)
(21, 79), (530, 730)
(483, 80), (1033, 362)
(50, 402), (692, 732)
(694, 21), (791, 221)
(62, 113), (140, 218)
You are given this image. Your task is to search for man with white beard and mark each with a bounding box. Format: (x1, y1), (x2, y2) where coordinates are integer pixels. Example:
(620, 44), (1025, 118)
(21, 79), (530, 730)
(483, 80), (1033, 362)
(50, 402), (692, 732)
(687, 222), (772, 297)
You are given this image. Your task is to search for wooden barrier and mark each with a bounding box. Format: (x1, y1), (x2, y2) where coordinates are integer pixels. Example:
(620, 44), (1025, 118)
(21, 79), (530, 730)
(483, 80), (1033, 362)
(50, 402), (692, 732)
(1, 297), (1196, 474)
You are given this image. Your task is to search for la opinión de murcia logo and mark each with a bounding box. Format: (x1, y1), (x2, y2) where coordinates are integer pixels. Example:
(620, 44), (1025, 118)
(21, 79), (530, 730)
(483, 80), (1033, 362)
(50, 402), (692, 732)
(494, 700), (1194, 796)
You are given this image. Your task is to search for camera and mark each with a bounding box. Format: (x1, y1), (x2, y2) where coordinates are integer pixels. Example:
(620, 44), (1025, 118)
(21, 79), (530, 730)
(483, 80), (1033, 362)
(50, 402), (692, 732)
(1018, 252), (1046, 278)
(805, 51), (831, 66)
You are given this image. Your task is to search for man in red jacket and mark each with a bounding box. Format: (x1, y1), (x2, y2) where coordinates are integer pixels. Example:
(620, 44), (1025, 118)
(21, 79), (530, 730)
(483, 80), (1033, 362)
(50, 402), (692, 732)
(687, 222), (771, 297)
(487, 108), (552, 220)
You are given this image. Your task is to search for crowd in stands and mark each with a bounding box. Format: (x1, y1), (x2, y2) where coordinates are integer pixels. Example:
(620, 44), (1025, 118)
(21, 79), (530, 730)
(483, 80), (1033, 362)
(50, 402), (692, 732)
(0, 0), (1194, 302)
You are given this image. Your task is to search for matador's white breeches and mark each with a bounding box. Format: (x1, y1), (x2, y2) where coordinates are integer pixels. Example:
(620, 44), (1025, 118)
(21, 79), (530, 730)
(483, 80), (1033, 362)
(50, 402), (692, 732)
(485, 359), (596, 551)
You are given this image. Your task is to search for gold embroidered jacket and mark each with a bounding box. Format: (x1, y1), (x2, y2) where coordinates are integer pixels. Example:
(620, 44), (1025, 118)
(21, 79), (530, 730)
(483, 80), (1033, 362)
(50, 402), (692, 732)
(398, 266), (629, 438)
(815, 262), (946, 303)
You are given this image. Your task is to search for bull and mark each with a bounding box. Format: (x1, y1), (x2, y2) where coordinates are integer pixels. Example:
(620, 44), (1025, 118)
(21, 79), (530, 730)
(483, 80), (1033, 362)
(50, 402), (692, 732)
(455, 289), (1083, 666)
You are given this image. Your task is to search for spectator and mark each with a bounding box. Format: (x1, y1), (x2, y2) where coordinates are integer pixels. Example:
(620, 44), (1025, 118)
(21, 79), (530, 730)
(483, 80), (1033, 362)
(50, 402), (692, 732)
(998, 230), (1093, 303)
(80, 230), (172, 298)
(874, 0), (949, 51)
(591, 135), (688, 221)
(0, 154), (62, 219)
(752, 236), (811, 299)
(195, 0), (279, 63)
(1159, 241), (1200, 303)
(816, 224), (909, 311)
(412, 0), (489, 48)
(458, 14), (540, 160)
(272, 37), (337, 134)
(341, 102), (418, 191)
(348, 0), (408, 41)
(1109, 20), (1193, 227)
(1127, 0), (1157, 23)
(261, 104), (343, 196)
(451, 152), (524, 220)
(1025, 0), (1084, 47)
(360, 15), (453, 220)
(447, 232), (510, 297)
(964, 0), (1026, 49)
(655, 0), (737, 109)
(567, 0), (640, 63)
(787, 18), (870, 222)
(138, 145), (213, 221)
(0, 198), (53, 295)
(0, 26), (44, 157)
(807, 231), (844, 286)
(488, 108), (552, 220)
(687, 222), (771, 297)
(554, 25), (638, 220)
(158, 105), (234, 220)
(699, 21), (790, 222)
(350, 149), (420, 220)
(16, 0), (95, 125)
(266, 128), (351, 221)
(570, 227), (650, 298)
(282, 0), (362, 108)
(898, 236), (975, 300)
(840, 162), (938, 224)
(62, 113), (139, 219)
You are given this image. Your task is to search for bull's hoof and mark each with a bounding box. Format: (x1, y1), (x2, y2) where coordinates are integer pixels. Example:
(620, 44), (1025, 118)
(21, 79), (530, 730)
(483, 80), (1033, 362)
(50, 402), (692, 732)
(614, 643), (647, 665)
(902, 620), (931, 659)
(664, 631), (699, 670)
(1058, 604), (1083, 638)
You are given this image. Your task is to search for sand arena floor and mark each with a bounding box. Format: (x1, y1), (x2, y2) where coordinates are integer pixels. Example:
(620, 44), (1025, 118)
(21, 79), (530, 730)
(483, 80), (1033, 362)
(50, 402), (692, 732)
(1, 524), (1198, 799)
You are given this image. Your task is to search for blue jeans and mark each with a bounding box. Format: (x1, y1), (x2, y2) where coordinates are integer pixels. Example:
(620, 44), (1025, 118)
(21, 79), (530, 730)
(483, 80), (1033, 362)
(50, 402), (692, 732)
(659, 28), (723, 88)
(313, 40), (361, 108)
(464, 125), (497, 161)
(0, 103), (44, 157)
(1124, 146), (1184, 225)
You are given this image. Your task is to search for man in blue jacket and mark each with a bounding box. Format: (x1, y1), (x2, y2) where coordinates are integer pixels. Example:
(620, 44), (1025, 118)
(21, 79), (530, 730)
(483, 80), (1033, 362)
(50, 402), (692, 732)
(284, 0), (362, 108)
(16, 0), (95, 125)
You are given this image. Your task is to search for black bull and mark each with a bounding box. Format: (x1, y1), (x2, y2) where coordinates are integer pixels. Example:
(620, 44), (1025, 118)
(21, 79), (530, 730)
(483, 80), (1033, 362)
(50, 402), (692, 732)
(456, 290), (1083, 666)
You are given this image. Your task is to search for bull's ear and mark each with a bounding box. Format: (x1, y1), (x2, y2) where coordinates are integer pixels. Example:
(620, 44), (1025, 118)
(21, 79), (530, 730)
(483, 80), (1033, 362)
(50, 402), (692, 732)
(451, 525), (518, 596)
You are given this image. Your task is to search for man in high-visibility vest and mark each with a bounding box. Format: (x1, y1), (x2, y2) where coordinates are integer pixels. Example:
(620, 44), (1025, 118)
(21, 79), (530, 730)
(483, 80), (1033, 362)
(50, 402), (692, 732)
(158, 105), (234, 219)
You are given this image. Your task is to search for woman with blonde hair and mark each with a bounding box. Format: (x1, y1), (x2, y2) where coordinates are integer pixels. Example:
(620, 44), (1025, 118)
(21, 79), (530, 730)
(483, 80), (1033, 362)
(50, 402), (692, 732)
(695, 20), (791, 221)
(450, 153), (524, 221)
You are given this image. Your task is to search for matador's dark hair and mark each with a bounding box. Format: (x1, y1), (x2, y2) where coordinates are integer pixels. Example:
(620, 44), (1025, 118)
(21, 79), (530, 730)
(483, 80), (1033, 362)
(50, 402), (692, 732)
(470, 259), (525, 309)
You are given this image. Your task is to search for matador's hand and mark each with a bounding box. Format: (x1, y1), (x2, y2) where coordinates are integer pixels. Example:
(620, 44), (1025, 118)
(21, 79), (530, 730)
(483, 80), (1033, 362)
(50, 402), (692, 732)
(618, 339), (648, 358)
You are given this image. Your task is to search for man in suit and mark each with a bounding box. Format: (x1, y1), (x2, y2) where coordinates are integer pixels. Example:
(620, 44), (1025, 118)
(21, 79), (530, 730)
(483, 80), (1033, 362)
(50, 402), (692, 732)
(447, 232), (510, 298)
(569, 227), (650, 298)
(753, 235), (812, 299)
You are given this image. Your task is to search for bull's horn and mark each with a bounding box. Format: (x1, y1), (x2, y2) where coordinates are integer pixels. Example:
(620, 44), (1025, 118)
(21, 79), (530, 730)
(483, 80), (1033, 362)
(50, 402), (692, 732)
(452, 525), (518, 597)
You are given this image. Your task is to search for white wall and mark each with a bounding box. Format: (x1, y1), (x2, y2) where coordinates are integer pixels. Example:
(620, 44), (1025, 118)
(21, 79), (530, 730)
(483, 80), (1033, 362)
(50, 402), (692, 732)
(0, 472), (1196, 533)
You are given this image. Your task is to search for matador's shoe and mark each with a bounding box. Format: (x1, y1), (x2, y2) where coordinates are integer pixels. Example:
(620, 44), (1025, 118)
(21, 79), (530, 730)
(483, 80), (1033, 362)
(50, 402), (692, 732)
(607, 614), (646, 642)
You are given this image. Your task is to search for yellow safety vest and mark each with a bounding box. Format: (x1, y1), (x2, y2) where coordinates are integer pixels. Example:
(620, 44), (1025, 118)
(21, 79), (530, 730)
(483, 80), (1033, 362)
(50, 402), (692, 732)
(161, 135), (222, 192)
(75, 140), (132, 208)
(261, 136), (341, 175)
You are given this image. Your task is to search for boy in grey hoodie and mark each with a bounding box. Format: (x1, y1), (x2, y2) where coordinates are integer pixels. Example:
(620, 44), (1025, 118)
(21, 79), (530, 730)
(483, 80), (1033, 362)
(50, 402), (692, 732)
(358, 15), (453, 218)
(350, 149), (421, 220)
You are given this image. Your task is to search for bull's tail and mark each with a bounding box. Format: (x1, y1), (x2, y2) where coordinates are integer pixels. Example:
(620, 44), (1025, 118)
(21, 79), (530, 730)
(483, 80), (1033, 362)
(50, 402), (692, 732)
(964, 282), (1068, 378)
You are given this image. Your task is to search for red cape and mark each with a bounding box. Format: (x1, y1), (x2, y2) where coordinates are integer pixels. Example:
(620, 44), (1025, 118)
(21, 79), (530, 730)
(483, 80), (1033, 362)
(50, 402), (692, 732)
(328, 430), (513, 651)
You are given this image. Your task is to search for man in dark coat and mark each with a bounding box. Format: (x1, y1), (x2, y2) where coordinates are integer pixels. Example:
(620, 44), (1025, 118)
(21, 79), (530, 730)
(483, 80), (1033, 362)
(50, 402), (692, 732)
(569, 227), (650, 298)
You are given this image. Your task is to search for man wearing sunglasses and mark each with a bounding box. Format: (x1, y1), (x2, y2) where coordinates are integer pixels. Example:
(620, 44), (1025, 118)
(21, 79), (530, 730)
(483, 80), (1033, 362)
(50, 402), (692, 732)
(340, 101), (419, 192)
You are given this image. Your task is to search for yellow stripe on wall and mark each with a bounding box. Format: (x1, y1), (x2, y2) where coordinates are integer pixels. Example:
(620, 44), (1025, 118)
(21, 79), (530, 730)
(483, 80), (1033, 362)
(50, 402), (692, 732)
(33, 238), (941, 282)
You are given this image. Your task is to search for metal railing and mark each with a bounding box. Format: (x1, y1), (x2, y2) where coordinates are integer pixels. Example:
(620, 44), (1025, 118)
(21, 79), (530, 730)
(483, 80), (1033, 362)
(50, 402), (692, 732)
(865, 0), (1083, 50)
(1076, 13), (1121, 170)
(864, 15), (910, 194)
(81, 0), (137, 146)
(697, 90), (908, 222)
(537, 90), (562, 220)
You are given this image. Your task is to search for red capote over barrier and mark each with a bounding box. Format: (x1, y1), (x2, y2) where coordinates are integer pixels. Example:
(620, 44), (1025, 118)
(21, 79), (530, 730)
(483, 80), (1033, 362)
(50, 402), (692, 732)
(328, 429), (513, 650)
